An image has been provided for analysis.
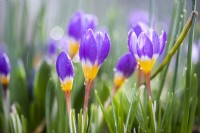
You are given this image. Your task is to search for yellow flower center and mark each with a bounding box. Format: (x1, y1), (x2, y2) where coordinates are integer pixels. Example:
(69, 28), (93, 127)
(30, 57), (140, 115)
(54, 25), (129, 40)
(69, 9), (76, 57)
(138, 58), (155, 73)
(114, 75), (126, 88)
(0, 75), (10, 86)
(69, 41), (80, 59)
(82, 63), (99, 82)
(61, 79), (73, 92)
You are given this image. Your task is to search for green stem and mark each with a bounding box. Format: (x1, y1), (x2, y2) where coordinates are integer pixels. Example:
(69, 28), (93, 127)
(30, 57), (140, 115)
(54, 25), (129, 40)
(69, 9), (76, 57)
(151, 11), (198, 80)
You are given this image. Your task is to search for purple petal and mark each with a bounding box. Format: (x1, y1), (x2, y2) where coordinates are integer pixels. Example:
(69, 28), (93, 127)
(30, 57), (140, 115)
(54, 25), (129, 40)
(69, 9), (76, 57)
(159, 31), (167, 55)
(0, 53), (11, 76)
(133, 22), (148, 37)
(115, 52), (137, 78)
(151, 30), (160, 55)
(79, 29), (97, 65)
(68, 11), (98, 40)
(84, 14), (98, 32)
(56, 51), (74, 81)
(137, 32), (153, 58)
(95, 32), (111, 65)
(68, 11), (83, 40)
(128, 30), (138, 58)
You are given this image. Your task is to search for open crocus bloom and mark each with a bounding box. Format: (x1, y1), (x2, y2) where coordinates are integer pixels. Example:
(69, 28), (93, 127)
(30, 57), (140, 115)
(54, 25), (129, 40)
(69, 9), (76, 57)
(0, 53), (11, 87)
(79, 29), (110, 82)
(56, 51), (74, 92)
(67, 11), (98, 58)
(114, 52), (137, 88)
(128, 26), (167, 73)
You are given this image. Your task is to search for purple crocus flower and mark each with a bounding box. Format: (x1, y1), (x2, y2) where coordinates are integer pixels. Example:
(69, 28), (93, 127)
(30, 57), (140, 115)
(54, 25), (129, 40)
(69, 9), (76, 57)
(0, 53), (11, 87)
(128, 25), (167, 73)
(67, 11), (98, 58)
(56, 51), (74, 92)
(79, 29), (110, 82)
(114, 52), (137, 87)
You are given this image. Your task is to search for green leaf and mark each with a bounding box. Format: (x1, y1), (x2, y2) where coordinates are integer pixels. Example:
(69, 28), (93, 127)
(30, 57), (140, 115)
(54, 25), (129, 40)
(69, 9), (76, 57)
(33, 59), (51, 124)
(181, 1), (197, 132)
(71, 109), (77, 133)
(45, 79), (55, 133)
(83, 108), (88, 133)
(148, 97), (155, 133)
(78, 109), (82, 133)
(125, 89), (141, 133)
(110, 95), (118, 133)
(21, 115), (27, 133)
(10, 60), (29, 117)
(95, 90), (114, 133)
(188, 74), (198, 132)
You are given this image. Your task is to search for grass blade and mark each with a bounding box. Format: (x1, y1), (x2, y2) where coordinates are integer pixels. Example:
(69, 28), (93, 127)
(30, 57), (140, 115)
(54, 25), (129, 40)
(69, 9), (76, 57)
(95, 90), (114, 133)
(188, 74), (198, 132)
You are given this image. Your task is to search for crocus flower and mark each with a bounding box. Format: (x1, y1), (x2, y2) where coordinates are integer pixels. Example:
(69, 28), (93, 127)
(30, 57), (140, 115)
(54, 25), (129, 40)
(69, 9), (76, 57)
(128, 26), (167, 96)
(79, 28), (110, 113)
(128, 28), (167, 73)
(114, 52), (137, 88)
(79, 29), (110, 82)
(56, 51), (74, 93)
(0, 53), (11, 89)
(67, 11), (98, 59)
(56, 51), (74, 116)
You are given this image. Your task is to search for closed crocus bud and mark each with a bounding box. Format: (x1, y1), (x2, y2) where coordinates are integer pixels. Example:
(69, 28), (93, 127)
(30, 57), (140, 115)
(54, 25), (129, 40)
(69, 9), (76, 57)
(114, 52), (137, 88)
(79, 29), (110, 82)
(56, 51), (74, 93)
(128, 28), (167, 73)
(67, 11), (98, 59)
(0, 53), (11, 88)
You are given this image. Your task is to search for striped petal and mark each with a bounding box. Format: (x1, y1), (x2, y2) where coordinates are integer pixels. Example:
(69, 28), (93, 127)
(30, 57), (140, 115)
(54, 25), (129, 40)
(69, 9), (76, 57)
(128, 30), (138, 59)
(137, 32), (153, 59)
(133, 22), (148, 37)
(95, 32), (111, 65)
(79, 29), (97, 65)
(159, 31), (167, 55)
